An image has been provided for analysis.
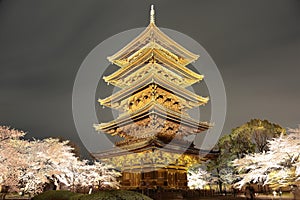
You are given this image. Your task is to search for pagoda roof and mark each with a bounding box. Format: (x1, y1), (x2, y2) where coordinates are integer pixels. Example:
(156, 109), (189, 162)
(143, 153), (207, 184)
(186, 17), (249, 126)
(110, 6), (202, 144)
(104, 48), (203, 87)
(105, 62), (192, 88)
(99, 72), (209, 110)
(107, 18), (199, 68)
(94, 101), (211, 137)
(92, 137), (217, 160)
(92, 138), (196, 158)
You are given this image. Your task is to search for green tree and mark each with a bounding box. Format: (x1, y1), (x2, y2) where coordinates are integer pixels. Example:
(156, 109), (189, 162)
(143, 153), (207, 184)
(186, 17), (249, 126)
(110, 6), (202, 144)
(235, 119), (285, 153)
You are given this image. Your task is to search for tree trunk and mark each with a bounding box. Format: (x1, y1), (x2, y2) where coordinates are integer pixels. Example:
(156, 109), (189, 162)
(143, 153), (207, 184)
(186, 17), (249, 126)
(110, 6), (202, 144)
(1, 193), (6, 200)
(218, 181), (223, 194)
(216, 168), (223, 194)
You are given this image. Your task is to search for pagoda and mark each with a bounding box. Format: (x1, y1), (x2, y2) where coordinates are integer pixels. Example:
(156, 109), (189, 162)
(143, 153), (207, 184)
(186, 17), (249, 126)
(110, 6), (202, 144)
(93, 5), (212, 190)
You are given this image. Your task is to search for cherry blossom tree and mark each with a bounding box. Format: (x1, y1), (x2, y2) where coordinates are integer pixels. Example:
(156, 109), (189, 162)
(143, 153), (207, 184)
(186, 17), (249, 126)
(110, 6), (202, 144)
(60, 161), (121, 191)
(18, 138), (80, 194)
(188, 167), (215, 189)
(0, 126), (121, 196)
(233, 125), (300, 189)
(0, 126), (26, 141)
(0, 126), (28, 192)
(19, 138), (121, 194)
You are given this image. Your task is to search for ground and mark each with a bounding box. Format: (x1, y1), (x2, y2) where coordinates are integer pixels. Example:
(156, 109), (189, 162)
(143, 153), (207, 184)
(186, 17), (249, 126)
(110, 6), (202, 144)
(1, 193), (297, 200)
(190, 194), (294, 200)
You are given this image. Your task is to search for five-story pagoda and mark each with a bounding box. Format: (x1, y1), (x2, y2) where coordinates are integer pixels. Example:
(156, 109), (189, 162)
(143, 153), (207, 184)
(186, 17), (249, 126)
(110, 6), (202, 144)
(93, 5), (211, 190)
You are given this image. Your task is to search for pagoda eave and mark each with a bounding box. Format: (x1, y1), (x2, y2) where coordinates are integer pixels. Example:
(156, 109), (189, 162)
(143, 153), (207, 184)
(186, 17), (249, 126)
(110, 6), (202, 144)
(94, 102), (211, 137)
(92, 138), (217, 164)
(104, 62), (204, 88)
(115, 41), (193, 67)
(107, 23), (199, 67)
(92, 138), (199, 158)
(105, 49), (203, 86)
(99, 73), (209, 110)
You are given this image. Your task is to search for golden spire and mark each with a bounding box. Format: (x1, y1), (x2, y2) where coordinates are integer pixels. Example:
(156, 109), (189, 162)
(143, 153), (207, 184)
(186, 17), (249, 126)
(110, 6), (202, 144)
(150, 5), (155, 24)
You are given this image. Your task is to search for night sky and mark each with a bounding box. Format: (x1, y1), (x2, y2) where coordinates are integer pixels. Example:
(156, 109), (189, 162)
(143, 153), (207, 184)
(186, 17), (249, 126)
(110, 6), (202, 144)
(1, 0), (300, 157)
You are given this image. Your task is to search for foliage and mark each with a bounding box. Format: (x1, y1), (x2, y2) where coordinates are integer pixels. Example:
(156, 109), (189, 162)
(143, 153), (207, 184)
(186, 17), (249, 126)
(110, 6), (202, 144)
(233, 125), (300, 189)
(221, 119), (284, 159)
(237, 119), (284, 153)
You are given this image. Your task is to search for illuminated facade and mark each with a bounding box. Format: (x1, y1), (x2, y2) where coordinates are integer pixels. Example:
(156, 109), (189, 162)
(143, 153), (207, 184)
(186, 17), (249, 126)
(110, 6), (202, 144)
(93, 5), (212, 190)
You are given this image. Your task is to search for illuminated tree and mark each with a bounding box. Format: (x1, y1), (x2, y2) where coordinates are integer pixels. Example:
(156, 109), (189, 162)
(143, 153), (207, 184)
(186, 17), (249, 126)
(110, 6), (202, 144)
(0, 126), (121, 196)
(233, 125), (300, 189)
(188, 167), (214, 189)
(0, 126), (25, 141)
(206, 119), (285, 192)
(18, 138), (80, 194)
(19, 138), (121, 194)
(0, 126), (28, 192)
(54, 160), (120, 192)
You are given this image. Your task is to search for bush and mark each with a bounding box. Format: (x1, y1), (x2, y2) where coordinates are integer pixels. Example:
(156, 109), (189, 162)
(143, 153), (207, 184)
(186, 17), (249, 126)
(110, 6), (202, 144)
(31, 190), (153, 200)
(31, 190), (78, 200)
(69, 193), (85, 200)
(80, 191), (116, 200)
(80, 190), (152, 200)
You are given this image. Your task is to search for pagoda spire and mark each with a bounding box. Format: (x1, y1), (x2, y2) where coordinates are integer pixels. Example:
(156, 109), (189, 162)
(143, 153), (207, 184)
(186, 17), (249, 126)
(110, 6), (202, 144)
(150, 5), (155, 24)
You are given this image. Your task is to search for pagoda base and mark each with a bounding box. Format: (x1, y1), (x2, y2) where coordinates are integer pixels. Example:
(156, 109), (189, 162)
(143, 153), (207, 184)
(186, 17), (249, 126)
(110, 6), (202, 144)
(120, 167), (188, 190)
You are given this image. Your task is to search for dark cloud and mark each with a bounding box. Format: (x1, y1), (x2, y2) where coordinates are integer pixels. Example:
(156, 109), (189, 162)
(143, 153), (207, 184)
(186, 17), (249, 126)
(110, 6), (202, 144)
(1, 0), (300, 157)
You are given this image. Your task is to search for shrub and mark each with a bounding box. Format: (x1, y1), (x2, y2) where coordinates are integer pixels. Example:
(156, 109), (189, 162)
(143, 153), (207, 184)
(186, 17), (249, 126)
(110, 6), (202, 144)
(69, 193), (85, 200)
(31, 190), (78, 200)
(80, 190), (152, 200)
(31, 190), (153, 200)
(80, 191), (116, 200)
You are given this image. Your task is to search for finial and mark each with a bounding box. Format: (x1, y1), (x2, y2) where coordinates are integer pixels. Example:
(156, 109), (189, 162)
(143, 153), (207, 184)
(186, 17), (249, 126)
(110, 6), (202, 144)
(150, 5), (155, 24)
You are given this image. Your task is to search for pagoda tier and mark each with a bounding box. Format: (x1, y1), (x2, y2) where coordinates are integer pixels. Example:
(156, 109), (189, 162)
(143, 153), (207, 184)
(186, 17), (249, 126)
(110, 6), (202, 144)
(107, 23), (198, 68)
(104, 48), (203, 88)
(93, 139), (202, 168)
(94, 102), (210, 140)
(105, 61), (203, 88)
(99, 72), (209, 112)
(92, 139), (217, 190)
